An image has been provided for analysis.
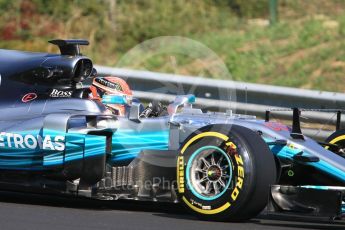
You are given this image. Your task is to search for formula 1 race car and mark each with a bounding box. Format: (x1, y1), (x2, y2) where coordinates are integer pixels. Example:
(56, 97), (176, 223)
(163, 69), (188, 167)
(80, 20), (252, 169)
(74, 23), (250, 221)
(0, 39), (345, 222)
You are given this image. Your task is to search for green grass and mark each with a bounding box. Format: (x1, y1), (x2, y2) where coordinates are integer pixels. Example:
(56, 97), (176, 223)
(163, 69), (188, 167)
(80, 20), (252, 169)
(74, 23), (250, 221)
(127, 16), (345, 92)
(112, 11), (345, 92)
(0, 0), (344, 92)
(193, 18), (345, 91)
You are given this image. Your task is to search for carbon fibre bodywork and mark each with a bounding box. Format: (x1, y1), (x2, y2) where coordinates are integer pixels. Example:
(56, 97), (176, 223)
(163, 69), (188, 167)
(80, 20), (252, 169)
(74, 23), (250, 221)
(1, 44), (345, 220)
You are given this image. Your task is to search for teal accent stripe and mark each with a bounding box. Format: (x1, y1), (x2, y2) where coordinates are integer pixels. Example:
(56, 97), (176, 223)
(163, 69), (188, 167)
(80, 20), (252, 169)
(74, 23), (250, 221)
(265, 137), (345, 183)
(111, 130), (169, 162)
(0, 129), (108, 169)
(84, 135), (106, 158)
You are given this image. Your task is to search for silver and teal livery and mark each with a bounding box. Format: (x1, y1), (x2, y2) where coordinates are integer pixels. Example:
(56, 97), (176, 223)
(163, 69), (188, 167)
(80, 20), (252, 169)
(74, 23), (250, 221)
(1, 41), (345, 222)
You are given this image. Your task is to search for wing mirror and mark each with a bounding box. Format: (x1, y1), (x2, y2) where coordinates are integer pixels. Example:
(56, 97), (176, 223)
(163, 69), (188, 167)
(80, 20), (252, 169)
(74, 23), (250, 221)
(128, 103), (141, 122)
(167, 94), (195, 115)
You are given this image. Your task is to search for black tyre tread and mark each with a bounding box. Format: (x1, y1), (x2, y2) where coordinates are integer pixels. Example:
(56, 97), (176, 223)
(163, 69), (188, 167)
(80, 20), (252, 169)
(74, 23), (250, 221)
(179, 124), (277, 222)
(325, 129), (345, 143)
(225, 125), (276, 221)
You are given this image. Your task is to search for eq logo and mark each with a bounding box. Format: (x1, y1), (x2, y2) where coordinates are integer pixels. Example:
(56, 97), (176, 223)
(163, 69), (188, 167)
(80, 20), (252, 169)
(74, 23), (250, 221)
(22, 93), (37, 103)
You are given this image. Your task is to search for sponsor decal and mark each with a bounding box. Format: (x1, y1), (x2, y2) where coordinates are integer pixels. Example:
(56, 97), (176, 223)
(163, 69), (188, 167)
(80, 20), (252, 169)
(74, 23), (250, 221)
(22, 93), (37, 103)
(288, 143), (296, 149)
(264, 122), (289, 131)
(190, 199), (203, 208)
(202, 205), (211, 210)
(0, 132), (65, 151)
(226, 141), (237, 150)
(95, 77), (123, 91)
(182, 196), (231, 215)
(177, 156), (185, 193)
(231, 153), (244, 201)
(50, 89), (73, 98)
(225, 140), (244, 202)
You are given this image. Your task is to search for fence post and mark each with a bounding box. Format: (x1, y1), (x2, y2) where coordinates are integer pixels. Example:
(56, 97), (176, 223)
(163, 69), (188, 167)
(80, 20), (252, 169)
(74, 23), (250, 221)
(269, 0), (278, 25)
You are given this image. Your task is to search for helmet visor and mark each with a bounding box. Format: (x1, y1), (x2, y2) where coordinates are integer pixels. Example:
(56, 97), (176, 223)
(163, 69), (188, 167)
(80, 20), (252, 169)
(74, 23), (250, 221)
(102, 94), (127, 105)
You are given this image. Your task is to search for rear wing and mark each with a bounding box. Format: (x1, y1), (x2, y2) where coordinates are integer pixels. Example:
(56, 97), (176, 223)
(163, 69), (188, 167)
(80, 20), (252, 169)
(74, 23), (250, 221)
(265, 108), (345, 140)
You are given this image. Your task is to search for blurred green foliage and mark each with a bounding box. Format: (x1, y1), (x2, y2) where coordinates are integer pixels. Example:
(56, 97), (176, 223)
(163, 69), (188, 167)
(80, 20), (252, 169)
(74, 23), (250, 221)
(227, 0), (269, 18)
(0, 0), (270, 49)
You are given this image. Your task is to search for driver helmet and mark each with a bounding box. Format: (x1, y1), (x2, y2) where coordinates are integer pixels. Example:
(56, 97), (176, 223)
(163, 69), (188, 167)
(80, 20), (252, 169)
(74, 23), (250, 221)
(90, 76), (133, 116)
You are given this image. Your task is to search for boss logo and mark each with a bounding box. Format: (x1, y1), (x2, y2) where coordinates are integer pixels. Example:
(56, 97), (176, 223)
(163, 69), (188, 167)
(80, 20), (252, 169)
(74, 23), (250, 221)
(50, 89), (73, 98)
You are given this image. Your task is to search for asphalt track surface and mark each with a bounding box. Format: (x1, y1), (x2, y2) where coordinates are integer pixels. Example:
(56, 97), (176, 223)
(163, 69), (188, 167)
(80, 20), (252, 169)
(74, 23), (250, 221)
(0, 191), (344, 230)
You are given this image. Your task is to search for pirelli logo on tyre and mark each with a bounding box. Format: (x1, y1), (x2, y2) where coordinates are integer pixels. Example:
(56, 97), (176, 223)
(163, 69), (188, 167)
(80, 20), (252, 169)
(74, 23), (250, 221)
(178, 130), (246, 215)
(231, 153), (244, 202)
(225, 140), (245, 202)
(177, 156), (185, 193)
(178, 125), (277, 220)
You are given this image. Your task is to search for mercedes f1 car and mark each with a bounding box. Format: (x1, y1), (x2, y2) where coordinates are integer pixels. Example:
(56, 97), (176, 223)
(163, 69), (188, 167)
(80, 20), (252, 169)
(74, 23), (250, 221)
(0, 39), (345, 222)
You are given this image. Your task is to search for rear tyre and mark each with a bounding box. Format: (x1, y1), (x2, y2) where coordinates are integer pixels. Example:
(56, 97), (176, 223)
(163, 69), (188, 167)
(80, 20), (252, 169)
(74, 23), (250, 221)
(325, 129), (345, 157)
(176, 124), (276, 221)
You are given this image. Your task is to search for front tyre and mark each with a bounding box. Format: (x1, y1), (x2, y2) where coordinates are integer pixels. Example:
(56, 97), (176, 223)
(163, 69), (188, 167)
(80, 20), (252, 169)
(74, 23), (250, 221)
(176, 124), (276, 221)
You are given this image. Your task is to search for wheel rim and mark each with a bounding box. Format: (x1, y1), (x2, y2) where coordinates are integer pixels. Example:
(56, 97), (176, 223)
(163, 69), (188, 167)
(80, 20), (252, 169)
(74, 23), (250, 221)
(186, 145), (233, 201)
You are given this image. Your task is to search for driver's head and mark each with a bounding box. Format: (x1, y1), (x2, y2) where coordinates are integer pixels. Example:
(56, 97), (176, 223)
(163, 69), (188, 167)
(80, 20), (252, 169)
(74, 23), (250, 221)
(90, 76), (133, 116)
